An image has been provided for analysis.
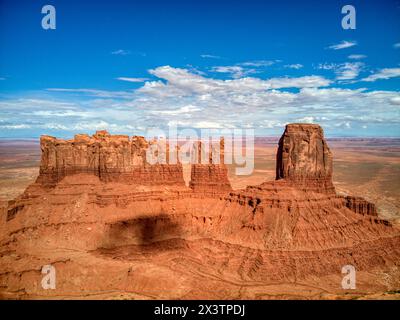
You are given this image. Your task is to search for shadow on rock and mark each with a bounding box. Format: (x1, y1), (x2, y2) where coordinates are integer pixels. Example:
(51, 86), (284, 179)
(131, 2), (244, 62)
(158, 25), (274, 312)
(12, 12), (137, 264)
(102, 214), (182, 248)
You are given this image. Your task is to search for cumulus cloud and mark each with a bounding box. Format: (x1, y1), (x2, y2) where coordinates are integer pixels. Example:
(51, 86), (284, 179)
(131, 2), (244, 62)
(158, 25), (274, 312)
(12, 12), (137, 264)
(1, 65), (400, 137)
(147, 65), (330, 92)
(361, 68), (400, 82)
(328, 40), (357, 50)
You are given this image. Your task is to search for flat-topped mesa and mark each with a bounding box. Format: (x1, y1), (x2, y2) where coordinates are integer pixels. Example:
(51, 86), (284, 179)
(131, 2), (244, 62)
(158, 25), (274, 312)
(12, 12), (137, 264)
(36, 131), (185, 186)
(189, 138), (232, 193)
(276, 123), (335, 194)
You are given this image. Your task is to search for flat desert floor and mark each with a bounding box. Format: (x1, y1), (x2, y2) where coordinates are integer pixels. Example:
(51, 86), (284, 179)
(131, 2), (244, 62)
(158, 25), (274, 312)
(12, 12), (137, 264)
(0, 137), (399, 225)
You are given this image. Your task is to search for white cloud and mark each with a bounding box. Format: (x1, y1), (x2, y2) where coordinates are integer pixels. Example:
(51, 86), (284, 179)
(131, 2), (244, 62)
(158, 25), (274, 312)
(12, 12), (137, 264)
(317, 62), (364, 80)
(45, 121), (137, 132)
(133, 67), (397, 132)
(361, 68), (400, 82)
(328, 40), (357, 50)
(335, 121), (351, 129)
(390, 97), (400, 105)
(266, 76), (331, 88)
(262, 120), (285, 128)
(0, 98), (77, 110)
(30, 110), (91, 118)
(296, 116), (315, 123)
(238, 60), (276, 67)
(111, 49), (131, 55)
(141, 66), (330, 101)
(393, 43), (400, 49)
(208, 60), (278, 78)
(317, 63), (336, 70)
(44, 123), (69, 130)
(2, 65), (400, 136)
(151, 105), (201, 115)
(335, 62), (364, 80)
(211, 65), (256, 78)
(348, 54), (367, 60)
(284, 64), (303, 69)
(46, 88), (134, 99)
(200, 54), (221, 59)
(193, 121), (224, 129)
(116, 77), (148, 82)
(0, 124), (31, 129)
(71, 121), (111, 131)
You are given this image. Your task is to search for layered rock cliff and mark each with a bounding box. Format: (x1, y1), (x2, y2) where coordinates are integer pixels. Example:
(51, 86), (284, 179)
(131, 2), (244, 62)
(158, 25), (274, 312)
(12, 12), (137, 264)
(276, 124), (335, 194)
(37, 130), (185, 186)
(189, 139), (232, 192)
(345, 196), (378, 216)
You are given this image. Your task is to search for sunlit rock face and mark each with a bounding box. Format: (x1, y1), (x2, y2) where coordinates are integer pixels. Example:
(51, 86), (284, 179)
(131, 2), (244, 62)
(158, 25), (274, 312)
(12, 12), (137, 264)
(276, 123), (335, 194)
(37, 131), (185, 186)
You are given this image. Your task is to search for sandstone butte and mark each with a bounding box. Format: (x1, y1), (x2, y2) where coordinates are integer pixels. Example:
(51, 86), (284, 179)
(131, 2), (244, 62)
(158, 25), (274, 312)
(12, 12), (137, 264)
(0, 123), (399, 299)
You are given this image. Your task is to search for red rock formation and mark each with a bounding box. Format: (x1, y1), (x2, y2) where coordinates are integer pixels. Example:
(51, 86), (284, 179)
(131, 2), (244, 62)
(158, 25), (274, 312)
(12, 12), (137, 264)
(0, 124), (399, 299)
(276, 123), (335, 194)
(189, 139), (232, 192)
(37, 131), (185, 186)
(344, 196), (378, 216)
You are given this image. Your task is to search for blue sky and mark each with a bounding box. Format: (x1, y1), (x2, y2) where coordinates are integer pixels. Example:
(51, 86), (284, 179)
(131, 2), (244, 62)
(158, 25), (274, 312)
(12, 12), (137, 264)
(0, 0), (400, 138)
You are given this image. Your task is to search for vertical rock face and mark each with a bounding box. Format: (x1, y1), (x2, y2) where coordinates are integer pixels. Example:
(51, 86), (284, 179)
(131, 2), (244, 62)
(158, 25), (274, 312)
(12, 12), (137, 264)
(276, 124), (335, 194)
(36, 131), (234, 191)
(345, 196), (378, 216)
(37, 131), (185, 186)
(189, 139), (232, 192)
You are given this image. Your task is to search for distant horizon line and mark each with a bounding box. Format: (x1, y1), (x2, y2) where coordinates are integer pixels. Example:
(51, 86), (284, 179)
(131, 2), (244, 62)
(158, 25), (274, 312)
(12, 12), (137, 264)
(1, 135), (400, 141)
